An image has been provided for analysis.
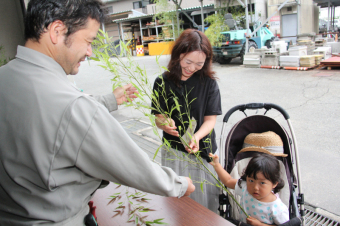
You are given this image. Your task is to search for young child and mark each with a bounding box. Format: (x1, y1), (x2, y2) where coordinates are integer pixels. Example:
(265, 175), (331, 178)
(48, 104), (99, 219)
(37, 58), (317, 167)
(209, 152), (289, 226)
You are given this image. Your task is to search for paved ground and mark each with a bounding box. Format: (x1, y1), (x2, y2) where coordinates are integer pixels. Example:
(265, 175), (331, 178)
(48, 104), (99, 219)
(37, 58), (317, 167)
(74, 55), (340, 220)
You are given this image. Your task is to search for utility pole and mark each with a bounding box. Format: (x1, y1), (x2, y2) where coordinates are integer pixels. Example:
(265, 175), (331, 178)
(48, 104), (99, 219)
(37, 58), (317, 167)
(245, 0), (249, 54)
(199, 0), (204, 33)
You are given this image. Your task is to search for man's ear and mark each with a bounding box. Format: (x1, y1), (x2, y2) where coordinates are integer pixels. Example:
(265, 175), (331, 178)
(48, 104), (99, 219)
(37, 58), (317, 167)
(49, 20), (67, 44)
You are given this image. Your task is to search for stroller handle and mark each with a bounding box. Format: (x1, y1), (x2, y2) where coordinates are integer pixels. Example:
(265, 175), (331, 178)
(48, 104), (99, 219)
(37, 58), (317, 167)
(223, 103), (290, 123)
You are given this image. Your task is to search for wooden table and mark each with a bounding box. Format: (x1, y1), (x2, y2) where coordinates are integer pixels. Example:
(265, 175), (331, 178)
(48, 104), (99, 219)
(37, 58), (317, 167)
(91, 183), (235, 226)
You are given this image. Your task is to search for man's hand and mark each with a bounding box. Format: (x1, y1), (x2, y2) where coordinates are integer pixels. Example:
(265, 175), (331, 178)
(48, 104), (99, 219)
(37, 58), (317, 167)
(113, 84), (138, 105)
(183, 177), (195, 196)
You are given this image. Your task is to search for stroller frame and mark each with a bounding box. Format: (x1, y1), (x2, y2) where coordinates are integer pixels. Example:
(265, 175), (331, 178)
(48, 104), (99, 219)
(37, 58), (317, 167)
(218, 103), (305, 225)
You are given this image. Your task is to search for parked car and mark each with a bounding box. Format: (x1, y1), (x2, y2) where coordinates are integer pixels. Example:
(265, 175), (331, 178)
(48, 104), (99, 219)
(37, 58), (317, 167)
(212, 14), (275, 64)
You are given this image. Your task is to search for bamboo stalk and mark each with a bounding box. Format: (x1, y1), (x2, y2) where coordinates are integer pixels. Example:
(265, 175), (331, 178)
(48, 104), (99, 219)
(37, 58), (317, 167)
(92, 30), (249, 218)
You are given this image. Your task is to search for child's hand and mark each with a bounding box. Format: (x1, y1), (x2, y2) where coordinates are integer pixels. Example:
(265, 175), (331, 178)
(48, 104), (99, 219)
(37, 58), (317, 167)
(246, 216), (263, 226)
(208, 153), (219, 166)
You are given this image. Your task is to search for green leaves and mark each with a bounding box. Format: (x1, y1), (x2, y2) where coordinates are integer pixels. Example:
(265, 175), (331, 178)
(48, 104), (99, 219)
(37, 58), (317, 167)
(145, 218), (168, 225)
(204, 13), (229, 47)
(94, 29), (248, 219)
(90, 57), (100, 62)
(153, 145), (161, 161)
(109, 185), (166, 225)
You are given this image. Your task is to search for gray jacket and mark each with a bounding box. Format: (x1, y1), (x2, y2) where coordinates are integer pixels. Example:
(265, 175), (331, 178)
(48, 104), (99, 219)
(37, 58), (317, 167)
(0, 46), (188, 225)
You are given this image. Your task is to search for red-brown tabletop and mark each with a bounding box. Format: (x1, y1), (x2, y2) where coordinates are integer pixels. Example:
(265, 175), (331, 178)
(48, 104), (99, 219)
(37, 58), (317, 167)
(91, 182), (235, 226)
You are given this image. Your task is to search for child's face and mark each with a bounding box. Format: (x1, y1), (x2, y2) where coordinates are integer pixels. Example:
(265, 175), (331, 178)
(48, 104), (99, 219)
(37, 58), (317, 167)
(246, 172), (278, 202)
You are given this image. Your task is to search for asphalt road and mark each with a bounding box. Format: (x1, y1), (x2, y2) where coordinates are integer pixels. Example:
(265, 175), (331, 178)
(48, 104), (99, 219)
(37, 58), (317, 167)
(74, 55), (340, 219)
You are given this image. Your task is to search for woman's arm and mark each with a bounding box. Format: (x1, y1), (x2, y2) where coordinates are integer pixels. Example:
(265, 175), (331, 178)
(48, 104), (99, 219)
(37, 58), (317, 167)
(186, 115), (217, 153)
(155, 114), (179, 137)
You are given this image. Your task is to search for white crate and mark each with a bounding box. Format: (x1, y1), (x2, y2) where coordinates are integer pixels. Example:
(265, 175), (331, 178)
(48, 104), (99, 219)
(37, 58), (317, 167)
(325, 42), (340, 53)
(315, 47), (332, 55)
(244, 54), (261, 59)
(313, 48), (333, 59)
(280, 62), (300, 67)
(280, 56), (300, 63)
(272, 41), (287, 53)
(288, 46), (307, 56)
(261, 56), (279, 66)
(243, 59), (260, 65)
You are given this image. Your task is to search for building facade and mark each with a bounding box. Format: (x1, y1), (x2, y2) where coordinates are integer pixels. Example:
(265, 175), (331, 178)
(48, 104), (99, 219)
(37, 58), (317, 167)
(267, 0), (319, 43)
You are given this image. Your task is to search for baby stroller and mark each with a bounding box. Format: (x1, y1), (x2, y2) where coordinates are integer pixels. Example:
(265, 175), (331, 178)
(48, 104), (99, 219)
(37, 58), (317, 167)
(218, 103), (305, 226)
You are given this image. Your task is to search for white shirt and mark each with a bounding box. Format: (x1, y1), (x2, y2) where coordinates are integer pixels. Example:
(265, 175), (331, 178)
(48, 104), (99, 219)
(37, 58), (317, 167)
(235, 180), (289, 225)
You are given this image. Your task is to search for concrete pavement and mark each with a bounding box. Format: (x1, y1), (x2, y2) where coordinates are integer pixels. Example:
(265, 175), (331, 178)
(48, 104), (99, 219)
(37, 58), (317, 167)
(74, 55), (340, 219)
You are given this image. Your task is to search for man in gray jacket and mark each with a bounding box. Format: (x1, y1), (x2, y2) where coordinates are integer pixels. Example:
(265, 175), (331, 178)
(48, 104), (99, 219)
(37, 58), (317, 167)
(0, 0), (195, 225)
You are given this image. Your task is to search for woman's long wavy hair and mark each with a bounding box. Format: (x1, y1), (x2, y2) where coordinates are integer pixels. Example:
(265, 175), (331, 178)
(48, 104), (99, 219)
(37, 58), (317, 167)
(166, 29), (216, 86)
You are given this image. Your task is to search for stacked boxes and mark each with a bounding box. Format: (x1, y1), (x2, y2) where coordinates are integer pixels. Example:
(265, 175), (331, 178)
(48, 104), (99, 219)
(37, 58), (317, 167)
(315, 38), (327, 47)
(313, 55), (323, 65)
(325, 42), (340, 54)
(243, 53), (261, 68)
(297, 40), (315, 55)
(288, 46), (308, 56)
(261, 51), (279, 66)
(299, 55), (315, 67)
(254, 47), (268, 58)
(313, 47), (332, 59)
(272, 41), (288, 54)
(279, 56), (300, 67)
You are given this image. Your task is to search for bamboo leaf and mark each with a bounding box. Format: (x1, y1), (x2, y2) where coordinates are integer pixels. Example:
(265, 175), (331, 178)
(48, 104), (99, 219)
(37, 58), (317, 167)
(90, 57), (100, 61)
(92, 29), (249, 218)
(112, 210), (121, 218)
(153, 145), (161, 160)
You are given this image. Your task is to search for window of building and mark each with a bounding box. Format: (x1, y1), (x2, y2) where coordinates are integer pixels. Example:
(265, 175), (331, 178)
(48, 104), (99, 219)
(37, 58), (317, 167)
(133, 1), (142, 9)
(134, 0), (153, 9)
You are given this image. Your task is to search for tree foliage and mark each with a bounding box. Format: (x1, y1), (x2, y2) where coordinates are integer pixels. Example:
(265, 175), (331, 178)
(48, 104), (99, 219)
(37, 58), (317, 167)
(152, 0), (183, 39)
(204, 13), (229, 47)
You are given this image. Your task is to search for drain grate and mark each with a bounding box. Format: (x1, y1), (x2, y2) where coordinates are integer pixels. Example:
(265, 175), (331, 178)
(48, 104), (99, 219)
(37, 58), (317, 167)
(305, 209), (340, 226)
(120, 119), (162, 164)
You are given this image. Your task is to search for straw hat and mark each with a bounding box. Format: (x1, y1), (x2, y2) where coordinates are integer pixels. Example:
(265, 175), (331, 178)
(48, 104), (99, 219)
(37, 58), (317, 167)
(238, 131), (288, 157)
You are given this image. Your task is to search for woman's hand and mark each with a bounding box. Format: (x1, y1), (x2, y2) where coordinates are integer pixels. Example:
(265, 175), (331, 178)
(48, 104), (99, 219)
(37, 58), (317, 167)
(185, 135), (199, 153)
(185, 115), (216, 154)
(155, 115), (179, 137)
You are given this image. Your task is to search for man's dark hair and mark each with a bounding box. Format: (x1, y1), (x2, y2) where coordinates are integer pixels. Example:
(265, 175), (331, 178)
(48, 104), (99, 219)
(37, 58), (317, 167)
(24, 0), (105, 42)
